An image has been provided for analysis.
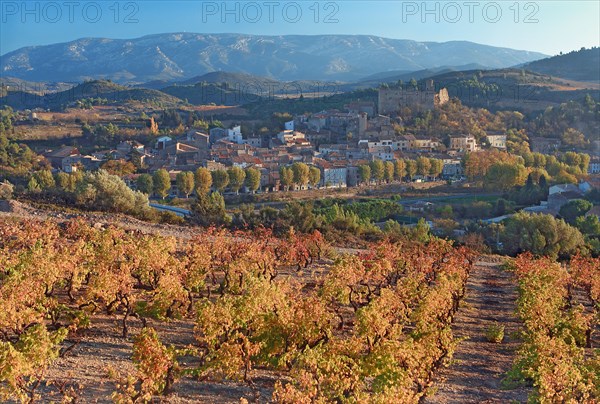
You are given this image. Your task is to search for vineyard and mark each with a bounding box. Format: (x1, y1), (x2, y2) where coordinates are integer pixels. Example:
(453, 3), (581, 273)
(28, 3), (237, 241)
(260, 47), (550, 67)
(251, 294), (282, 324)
(0, 217), (477, 403)
(507, 254), (600, 402)
(0, 217), (599, 403)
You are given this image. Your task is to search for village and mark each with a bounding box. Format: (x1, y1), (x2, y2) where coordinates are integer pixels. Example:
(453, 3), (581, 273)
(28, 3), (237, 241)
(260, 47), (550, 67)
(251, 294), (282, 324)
(40, 81), (501, 195)
(40, 79), (599, 200)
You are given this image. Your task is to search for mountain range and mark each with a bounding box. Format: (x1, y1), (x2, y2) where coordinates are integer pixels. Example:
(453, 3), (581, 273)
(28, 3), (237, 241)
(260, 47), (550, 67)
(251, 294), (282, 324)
(0, 33), (547, 84)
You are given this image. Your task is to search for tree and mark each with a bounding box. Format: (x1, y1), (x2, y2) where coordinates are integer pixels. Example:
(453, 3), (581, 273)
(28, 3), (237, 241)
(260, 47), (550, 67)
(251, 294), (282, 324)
(575, 214), (600, 236)
(559, 199), (593, 225)
(192, 119), (209, 131)
(484, 162), (527, 191)
(525, 173), (535, 190)
(291, 163), (310, 188)
(27, 177), (41, 193)
(76, 170), (150, 216)
(576, 153), (590, 174)
(153, 169), (171, 199)
(149, 117), (159, 135)
(501, 212), (586, 259)
(531, 153), (547, 168)
(0, 180), (14, 199)
(190, 192), (231, 226)
(384, 161), (395, 183)
(160, 109), (183, 128)
(55, 171), (69, 191)
(93, 123), (119, 142)
(176, 171), (195, 198)
(194, 167), (212, 195)
(245, 168), (261, 193)
(309, 166), (321, 188)
(416, 156), (431, 178)
(369, 160), (385, 184)
(279, 167), (294, 191)
(227, 167), (246, 194)
(100, 160), (136, 176)
(211, 169), (229, 193)
(463, 149), (519, 181)
(394, 159), (406, 182)
(429, 158), (444, 179)
(405, 159), (417, 181)
(136, 174), (154, 195)
(561, 128), (588, 148)
(358, 165), (371, 185)
(34, 170), (56, 190)
(494, 198), (508, 216)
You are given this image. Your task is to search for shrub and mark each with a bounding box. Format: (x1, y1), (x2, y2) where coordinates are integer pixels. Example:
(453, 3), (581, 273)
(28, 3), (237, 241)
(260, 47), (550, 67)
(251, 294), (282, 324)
(485, 323), (505, 343)
(0, 180), (13, 199)
(74, 170), (151, 217)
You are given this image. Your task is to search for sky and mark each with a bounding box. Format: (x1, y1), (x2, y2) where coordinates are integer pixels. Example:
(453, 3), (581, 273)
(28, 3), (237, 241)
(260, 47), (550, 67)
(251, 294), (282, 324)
(1, 1), (599, 55)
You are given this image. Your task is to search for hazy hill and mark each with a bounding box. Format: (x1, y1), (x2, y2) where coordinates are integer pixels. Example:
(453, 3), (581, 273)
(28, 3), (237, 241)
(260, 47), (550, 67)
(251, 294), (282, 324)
(159, 71), (342, 106)
(0, 77), (75, 95)
(523, 47), (600, 82)
(0, 80), (183, 110)
(358, 63), (490, 84)
(1, 33), (547, 83)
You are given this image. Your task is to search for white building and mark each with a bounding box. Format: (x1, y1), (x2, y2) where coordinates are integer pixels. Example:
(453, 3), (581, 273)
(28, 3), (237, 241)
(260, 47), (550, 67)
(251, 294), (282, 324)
(227, 126), (243, 144)
(450, 135), (478, 152)
(277, 130), (306, 144)
(589, 160), (600, 174)
(486, 134), (507, 149)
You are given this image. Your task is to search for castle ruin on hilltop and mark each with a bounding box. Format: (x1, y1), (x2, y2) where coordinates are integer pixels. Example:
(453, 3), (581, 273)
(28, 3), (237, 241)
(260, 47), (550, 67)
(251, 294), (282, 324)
(378, 79), (449, 115)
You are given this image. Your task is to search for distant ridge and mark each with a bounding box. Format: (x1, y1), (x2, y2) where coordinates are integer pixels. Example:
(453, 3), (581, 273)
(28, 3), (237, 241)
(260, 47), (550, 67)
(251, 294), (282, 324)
(1, 33), (547, 84)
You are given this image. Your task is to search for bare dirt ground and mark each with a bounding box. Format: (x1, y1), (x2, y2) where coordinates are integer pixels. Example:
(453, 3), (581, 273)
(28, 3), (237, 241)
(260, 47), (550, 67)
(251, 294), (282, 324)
(0, 199), (201, 240)
(36, 314), (271, 403)
(425, 257), (530, 404)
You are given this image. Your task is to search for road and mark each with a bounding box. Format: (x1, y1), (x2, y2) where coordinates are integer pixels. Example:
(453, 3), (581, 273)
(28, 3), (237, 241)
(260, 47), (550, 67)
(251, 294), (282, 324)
(397, 192), (501, 205)
(150, 203), (191, 217)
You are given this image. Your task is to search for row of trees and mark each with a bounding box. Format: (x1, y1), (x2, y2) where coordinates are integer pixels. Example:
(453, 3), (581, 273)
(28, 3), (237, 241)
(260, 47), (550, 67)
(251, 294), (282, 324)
(135, 167), (262, 199)
(279, 163), (321, 190)
(358, 157), (445, 186)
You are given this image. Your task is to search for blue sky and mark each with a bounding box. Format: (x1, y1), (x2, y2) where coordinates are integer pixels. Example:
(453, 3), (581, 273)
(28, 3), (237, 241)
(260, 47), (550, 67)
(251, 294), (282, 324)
(1, 1), (599, 55)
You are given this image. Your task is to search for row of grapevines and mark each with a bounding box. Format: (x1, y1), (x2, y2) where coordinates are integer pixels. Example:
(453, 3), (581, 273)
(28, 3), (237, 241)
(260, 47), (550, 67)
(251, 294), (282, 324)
(509, 253), (600, 402)
(570, 254), (600, 323)
(273, 239), (474, 403)
(0, 220), (74, 402)
(192, 235), (475, 403)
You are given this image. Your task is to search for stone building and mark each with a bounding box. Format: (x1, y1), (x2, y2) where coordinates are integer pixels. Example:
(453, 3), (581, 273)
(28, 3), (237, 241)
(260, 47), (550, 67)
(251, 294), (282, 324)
(378, 80), (449, 115)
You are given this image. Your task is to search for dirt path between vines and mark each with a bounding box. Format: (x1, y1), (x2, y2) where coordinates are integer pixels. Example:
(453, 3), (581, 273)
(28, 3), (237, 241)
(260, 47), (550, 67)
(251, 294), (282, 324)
(425, 257), (530, 404)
